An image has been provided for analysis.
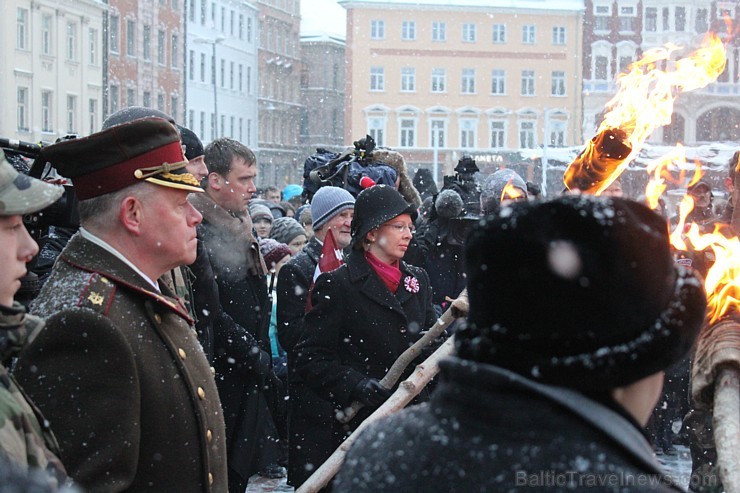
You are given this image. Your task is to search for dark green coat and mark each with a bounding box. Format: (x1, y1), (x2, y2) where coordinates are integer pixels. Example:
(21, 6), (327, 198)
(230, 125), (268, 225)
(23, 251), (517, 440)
(15, 233), (228, 493)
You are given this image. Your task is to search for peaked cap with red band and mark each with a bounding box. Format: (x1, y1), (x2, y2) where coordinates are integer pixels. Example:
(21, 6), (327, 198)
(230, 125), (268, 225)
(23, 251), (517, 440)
(37, 118), (203, 200)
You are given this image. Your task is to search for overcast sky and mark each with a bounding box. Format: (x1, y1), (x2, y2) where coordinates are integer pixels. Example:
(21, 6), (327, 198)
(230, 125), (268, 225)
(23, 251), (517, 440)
(301, 0), (347, 37)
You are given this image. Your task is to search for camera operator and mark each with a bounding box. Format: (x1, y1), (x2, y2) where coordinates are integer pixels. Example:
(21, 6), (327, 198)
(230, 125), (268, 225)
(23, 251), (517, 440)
(442, 154), (481, 214)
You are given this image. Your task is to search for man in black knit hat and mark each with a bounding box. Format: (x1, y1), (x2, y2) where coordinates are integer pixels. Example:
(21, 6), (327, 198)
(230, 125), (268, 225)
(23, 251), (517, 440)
(335, 194), (707, 492)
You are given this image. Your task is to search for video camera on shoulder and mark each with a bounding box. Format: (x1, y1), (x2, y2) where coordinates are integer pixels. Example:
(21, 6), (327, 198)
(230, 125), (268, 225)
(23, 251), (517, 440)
(0, 135), (80, 237)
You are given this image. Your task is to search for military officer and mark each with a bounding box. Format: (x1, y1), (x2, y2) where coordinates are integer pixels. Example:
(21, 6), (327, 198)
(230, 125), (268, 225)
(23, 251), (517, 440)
(14, 118), (228, 492)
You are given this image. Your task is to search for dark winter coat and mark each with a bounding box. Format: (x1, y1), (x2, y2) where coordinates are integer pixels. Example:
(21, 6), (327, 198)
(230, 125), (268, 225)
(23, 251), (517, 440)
(14, 233), (228, 493)
(189, 193), (281, 487)
(335, 356), (681, 493)
(415, 218), (467, 309)
(293, 251), (438, 484)
(275, 237), (338, 486)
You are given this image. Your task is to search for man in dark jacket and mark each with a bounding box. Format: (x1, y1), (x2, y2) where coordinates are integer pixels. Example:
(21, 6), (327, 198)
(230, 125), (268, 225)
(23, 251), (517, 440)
(14, 118), (228, 492)
(189, 138), (282, 491)
(335, 195), (707, 492)
(275, 185), (355, 486)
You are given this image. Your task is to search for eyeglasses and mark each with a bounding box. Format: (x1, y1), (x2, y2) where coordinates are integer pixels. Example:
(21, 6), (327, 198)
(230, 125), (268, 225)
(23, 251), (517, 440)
(382, 222), (416, 234)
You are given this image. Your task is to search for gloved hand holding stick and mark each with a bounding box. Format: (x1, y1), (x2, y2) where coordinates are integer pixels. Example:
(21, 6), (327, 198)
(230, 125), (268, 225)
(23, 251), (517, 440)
(338, 288), (467, 424)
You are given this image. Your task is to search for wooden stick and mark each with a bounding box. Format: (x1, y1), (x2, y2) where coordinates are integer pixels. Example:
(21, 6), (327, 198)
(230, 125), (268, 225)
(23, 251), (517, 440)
(338, 289), (467, 424)
(296, 336), (456, 493)
(714, 365), (740, 493)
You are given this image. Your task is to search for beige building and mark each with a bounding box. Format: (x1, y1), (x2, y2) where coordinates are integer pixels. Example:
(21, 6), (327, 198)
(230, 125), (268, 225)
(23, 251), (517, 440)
(342, 0), (584, 180)
(2, 0), (106, 143)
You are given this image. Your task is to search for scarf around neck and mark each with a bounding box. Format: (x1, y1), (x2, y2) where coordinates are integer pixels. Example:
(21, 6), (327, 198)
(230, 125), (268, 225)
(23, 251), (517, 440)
(365, 251), (402, 294)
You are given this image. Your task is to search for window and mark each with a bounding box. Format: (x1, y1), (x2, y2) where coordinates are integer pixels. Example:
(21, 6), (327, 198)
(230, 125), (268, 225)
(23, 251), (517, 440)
(552, 27), (566, 45)
(248, 18), (253, 42)
(461, 68), (476, 94)
(522, 25), (535, 44)
(17, 8), (28, 50)
(490, 121), (505, 148)
(247, 67), (252, 93)
(431, 68), (446, 93)
(370, 66), (384, 91)
(645, 7), (657, 32)
(368, 117), (385, 146)
(462, 23), (476, 42)
(619, 6), (635, 32)
(401, 67), (415, 92)
(230, 10), (235, 36)
(200, 0), (207, 24)
(491, 69), (505, 94)
(230, 116), (235, 138)
(211, 2), (216, 25)
(171, 34), (178, 67)
(127, 88), (136, 107)
(126, 20), (136, 56)
(492, 24), (506, 43)
(41, 91), (53, 133)
(211, 55), (215, 84)
(460, 119), (477, 148)
(143, 91), (151, 108)
(109, 85), (119, 113)
(188, 0), (195, 22)
(239, 64), (243, 91)
(432, 22), (446, 42)
(200, 53), (206, 82)
(551, 71), (565, 96)
(619, 56), (632, 73)
(696, 9), (708, 33)
(402, 21), (416, 40)
(549, 120), (566, 147)
(189, 50), (195, 80)
(171, 96), (178, 121)
(220, 59), (225, 87)
(89, 99), (97, 134)
(158, 30), (166, 65)
(221, 7), (226, 32)
(239, 14), (244, 40)
(521, 70), (535, 96)
(143, 25), (151, 60)
(200, 111), (205, 140)
(67, 95), (77, 133)
(430, 119), (445, 148)
(230, 61), (235, 89)
(67, 23), (77, 61)
(371, 20), (385, 40)
(110, 15), (120, 53)
(594, 56), (609, 80)
(89, 28), (98, 65)
(42, 15), (53, 55)
(17, 88), (28, 132)
(399, 119), (416, 147)
(519, 121), (535, 149)
(189, 110), (195, 130)
(675, 7), (686, 32)
(157, 93), (165, 112)
(594, 5), (610, 32)
(662, 7), (670, 31)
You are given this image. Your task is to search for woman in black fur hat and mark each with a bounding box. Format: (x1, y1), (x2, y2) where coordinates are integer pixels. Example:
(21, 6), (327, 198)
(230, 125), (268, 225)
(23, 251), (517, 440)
(292, 185), (439, 489)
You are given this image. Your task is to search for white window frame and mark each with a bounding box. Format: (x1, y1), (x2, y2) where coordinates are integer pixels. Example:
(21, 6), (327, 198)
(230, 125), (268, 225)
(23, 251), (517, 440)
(430, 118), (447, 148)
(42, 15), (53, 56)
(67, 94), (77, 133)
(370, 66), (385, 91)
(371, 20), (385, 40)
(492, 24), (506, 43)
(432, 21), (446, 42)
(398, 117), (417, 148)
(522, 25), (536, 44)
(594, 4), (611, 32)
(110, 15), (120, 54)
(519, 120), (536, 149)
(552, 27), (566, 45)
(521, 70), (535, 96)
(41, 91), (53, 133)
(89, 98), (97, 134)
(551, 71), (566, 96)
(367, 116), (386, 147)
(459, 118), (477, 149)
(126, 19), (136, 57)
(490, 120), (506, 149)
(491, 69), (506, 95)
(461, 68), (476, 94)
(402, 21), (416, 40)
(401, 67), (416, 92)
(462, 23), (477, 42)
(431, 68), (446, 93)
(17, 87), (28, 132)
(17, 8), (29, 50)
(67, 22), (77, 61)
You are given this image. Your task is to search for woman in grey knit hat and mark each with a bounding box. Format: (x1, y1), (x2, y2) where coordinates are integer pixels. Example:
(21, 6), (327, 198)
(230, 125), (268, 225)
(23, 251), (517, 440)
(270, 217), (307, 255)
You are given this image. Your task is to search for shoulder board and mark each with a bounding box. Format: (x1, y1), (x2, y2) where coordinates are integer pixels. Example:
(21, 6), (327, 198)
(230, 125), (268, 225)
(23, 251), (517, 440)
(76, 273), (117, 315)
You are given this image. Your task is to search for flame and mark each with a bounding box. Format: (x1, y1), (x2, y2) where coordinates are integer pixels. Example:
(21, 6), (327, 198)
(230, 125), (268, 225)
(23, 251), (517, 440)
(501, 180), (525, 202)
(565, 33), (727, 195)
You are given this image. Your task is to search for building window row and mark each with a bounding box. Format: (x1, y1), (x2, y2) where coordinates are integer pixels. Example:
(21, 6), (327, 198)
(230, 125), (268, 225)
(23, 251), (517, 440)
(368, 19), (567, 46)
(109, 16), (181, 69)
(370, 67), (569, 97)
(16, 86), (100, 136)
(17, 9), (99, 65)
(365, 113), (570, 150)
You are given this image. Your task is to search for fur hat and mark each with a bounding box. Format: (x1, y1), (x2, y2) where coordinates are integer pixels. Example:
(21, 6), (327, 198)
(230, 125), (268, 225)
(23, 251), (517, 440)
(435, 189), (464, 219)
(351, 185), (417, 246)
(368, 148), (422, 209)
(259, 238), (292, 270)
(480, 169), (528, 215)
(311, 186), (355, 230)
(270, 217), (306, 245)
(456, 195), (707, 390)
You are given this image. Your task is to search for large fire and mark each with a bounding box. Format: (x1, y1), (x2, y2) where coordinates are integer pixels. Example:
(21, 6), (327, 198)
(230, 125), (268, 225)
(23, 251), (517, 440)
(565, 32), (740, 323)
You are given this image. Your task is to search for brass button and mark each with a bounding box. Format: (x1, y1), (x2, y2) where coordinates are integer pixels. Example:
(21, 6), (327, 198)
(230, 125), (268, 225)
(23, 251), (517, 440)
(208, 472), (213, 485)
(154, 314), (162, 324)
(178, 348), (187, 360)
(207, 429), (213, 442)
(197, 387), (205, 399)
(100, 276), (109, 284)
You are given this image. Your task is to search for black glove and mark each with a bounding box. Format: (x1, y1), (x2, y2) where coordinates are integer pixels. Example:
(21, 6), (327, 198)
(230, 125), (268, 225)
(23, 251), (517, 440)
(352, 378), (392, 407)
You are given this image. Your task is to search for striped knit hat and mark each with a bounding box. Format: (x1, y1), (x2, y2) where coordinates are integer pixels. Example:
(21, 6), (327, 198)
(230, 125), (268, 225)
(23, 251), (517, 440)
(311, 186), (355, 230)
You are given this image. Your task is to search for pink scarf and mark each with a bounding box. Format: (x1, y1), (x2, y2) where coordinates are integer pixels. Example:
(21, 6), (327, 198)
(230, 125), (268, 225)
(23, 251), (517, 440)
(364, 251), (402, 294)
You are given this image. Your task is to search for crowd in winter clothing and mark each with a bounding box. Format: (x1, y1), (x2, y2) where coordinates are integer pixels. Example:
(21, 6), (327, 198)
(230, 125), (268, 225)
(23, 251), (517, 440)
(1, 105), (737, 493)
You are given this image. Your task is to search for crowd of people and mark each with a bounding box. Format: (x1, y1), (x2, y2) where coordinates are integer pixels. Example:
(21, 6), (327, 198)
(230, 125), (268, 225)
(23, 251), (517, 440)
(0, 105), (737, 492)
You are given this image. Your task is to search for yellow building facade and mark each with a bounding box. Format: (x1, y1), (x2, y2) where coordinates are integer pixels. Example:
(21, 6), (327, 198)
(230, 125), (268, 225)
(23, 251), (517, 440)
(342, 0), (584, 176)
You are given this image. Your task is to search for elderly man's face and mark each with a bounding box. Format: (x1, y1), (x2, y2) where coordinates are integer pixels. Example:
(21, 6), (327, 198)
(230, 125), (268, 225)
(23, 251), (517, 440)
(141, 187), (202, 272)
(690, 185), (712, 209)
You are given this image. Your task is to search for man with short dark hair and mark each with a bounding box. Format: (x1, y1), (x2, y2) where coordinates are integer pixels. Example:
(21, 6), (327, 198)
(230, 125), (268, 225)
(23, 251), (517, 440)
(14, 118), (228, 492)
(190, 137), (283, 491)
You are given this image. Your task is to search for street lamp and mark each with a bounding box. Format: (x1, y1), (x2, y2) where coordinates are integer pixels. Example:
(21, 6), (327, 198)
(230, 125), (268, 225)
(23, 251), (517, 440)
(193, 36), (225, 139)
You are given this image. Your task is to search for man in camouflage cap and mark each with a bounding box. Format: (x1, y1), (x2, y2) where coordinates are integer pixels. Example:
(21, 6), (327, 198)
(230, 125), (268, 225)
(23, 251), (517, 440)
(14, 118), (229, 492)
(0, 150), (67, 488)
